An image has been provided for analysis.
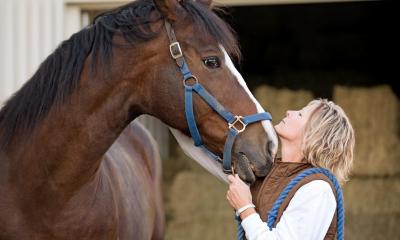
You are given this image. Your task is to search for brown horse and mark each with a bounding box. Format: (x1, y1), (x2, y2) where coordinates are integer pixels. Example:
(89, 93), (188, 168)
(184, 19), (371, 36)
(0, 0), (277, 239)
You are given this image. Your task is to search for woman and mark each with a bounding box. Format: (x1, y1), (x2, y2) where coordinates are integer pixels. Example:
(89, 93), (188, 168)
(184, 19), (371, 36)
(226, 99), (355, 240)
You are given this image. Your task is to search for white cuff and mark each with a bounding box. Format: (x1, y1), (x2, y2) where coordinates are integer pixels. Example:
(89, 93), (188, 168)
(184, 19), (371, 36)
(235, 203), (256, 217)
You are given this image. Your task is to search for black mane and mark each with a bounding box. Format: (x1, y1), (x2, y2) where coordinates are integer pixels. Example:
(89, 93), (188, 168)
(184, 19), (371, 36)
(0, 0), (239, 148)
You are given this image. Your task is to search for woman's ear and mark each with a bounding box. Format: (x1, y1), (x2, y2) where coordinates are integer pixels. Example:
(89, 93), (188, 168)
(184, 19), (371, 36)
(154, 0), (185, 21)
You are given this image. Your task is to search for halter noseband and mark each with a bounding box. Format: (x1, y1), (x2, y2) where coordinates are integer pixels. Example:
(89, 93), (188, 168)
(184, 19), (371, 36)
(164, 21), (272, 174)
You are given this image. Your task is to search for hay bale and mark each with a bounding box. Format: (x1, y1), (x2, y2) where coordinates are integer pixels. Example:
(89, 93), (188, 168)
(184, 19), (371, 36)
(343, 176), (400, 239)
(165, 169), (235, 240)
(254, 85), (314, 125)
(345, 212), (399, 240)
(334, 85), (400, 176)
(343, 177), (400, 215)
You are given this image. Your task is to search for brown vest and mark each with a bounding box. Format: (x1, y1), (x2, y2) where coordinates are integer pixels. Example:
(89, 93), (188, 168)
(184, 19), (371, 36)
(250, 161), (337, 239)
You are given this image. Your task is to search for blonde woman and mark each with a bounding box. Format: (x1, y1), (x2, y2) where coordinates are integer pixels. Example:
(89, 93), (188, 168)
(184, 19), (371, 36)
(226, 99), (355, 240)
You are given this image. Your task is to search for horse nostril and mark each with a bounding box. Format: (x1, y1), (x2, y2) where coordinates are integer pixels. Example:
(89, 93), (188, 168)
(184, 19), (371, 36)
(238, 152), (250, 166)
(238, 152), (248, 160)
(239, 151), (256, 172)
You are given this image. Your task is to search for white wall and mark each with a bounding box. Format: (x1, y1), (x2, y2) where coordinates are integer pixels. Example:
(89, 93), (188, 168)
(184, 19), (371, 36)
(0, 0), (65, 105)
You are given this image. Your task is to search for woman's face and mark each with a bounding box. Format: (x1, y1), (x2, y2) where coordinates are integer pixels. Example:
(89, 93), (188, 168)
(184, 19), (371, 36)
(274, 103), (320, 142)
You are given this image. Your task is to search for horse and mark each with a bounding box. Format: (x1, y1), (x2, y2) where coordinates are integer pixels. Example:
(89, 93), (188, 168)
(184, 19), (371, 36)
(0, 0), (278, 239)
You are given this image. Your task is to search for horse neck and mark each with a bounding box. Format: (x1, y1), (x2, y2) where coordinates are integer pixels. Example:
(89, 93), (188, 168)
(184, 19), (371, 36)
(6, 58), (143, 199)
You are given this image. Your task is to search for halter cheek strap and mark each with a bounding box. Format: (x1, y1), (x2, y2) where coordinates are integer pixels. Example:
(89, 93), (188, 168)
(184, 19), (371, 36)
(165, 21), (272, 173)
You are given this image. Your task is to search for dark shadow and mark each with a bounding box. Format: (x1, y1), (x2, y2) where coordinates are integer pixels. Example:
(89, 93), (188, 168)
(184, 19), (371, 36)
(221, 0), (399, 98)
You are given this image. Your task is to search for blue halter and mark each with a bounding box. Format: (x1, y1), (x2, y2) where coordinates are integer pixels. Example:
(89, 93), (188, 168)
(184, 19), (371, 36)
(165, 21), (272, 174)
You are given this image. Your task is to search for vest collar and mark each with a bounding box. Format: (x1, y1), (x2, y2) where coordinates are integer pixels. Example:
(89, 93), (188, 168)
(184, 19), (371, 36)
(269, 159), (312, 178)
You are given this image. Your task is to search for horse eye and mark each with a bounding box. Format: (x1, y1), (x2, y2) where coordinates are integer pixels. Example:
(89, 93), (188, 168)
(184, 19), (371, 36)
(203, 56), (221, 69)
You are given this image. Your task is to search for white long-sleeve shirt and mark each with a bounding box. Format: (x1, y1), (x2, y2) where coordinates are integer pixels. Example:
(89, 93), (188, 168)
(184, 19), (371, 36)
(241, 180), (337, 240)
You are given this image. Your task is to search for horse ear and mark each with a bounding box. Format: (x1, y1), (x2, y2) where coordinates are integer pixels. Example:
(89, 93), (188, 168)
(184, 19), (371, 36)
(154, 0), (185, 21)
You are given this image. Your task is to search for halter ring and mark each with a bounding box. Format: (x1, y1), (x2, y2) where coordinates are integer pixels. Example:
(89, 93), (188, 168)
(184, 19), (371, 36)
(228, 116), (247, 133)
(183, 76), (199, 87)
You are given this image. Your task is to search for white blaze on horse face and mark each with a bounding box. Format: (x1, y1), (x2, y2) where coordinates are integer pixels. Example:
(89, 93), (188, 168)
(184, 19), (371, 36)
(220, 46), (279, 159)
(169, 128), (229, 184)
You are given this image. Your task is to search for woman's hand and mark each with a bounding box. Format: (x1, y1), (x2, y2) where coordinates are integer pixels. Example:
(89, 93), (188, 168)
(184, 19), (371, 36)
(226, 174), (253, 210)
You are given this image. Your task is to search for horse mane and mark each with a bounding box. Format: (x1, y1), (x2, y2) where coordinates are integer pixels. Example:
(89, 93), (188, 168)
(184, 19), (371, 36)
(0, 0), (239, 148)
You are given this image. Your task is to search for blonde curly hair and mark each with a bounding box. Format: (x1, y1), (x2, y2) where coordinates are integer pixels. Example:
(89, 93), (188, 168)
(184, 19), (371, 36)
(302, 99), (355, 184)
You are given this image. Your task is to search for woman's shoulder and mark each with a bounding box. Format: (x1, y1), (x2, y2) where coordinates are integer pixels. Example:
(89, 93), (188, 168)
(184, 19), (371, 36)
(299, 180), (334, 192)
(293, 180), (336, 204)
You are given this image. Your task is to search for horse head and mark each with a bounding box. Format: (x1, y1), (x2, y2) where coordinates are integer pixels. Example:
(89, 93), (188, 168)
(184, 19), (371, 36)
(103, 0), (279, 184)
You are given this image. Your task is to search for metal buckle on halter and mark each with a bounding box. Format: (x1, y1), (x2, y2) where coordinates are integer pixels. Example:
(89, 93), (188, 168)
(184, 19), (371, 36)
(228, 116), (247, 133)
(169, 42), (183, 59)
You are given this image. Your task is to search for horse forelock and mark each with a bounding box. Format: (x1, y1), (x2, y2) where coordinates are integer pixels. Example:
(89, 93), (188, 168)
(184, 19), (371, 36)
(180, 1), (241, 62)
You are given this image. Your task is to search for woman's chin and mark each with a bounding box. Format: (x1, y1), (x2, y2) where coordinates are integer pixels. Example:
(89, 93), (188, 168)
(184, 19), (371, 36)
(274, 124), (283, 138)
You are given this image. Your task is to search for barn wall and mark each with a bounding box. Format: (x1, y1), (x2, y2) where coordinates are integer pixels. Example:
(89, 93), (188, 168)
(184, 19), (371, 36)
(0, 0), (64, 104)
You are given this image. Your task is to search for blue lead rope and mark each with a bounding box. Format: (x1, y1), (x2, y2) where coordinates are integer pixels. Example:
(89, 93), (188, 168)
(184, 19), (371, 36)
(236, 168), (345, 240)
